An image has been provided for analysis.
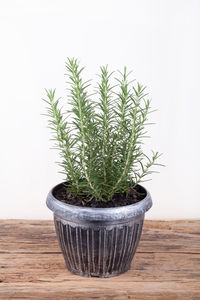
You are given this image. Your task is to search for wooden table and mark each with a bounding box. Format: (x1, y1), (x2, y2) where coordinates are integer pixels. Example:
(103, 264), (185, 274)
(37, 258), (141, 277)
(0, 220), (199, 299)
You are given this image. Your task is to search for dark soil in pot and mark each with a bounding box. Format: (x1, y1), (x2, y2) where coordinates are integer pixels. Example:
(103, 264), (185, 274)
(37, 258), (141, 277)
(53, 183), (146, 208)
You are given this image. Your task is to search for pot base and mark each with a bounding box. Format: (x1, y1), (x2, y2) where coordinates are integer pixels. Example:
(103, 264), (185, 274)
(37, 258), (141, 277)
(66, 265), (131, 278)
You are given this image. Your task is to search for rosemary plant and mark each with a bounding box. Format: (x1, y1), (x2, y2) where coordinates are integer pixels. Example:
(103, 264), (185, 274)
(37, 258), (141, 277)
(43, 58), (162, 202)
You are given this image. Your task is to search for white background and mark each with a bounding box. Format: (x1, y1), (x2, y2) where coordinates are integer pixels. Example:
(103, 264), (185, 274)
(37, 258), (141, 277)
(0, 0), (200, 219)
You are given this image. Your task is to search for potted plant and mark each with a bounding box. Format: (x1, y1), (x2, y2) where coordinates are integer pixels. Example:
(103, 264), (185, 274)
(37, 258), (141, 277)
(43, 58), (162, 277)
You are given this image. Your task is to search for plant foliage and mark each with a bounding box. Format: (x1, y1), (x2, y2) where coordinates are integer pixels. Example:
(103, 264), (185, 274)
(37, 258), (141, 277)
(43, 58), (163, 202)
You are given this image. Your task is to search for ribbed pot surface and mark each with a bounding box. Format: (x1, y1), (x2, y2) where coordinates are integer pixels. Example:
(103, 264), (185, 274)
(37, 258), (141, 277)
(54, 214), (144, 277)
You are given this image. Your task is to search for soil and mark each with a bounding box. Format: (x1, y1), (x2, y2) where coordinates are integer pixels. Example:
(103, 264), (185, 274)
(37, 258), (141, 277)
(53, 183), (146, 208)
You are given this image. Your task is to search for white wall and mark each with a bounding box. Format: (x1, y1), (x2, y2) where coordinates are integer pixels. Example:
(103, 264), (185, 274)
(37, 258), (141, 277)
(0, 0), (200, 219)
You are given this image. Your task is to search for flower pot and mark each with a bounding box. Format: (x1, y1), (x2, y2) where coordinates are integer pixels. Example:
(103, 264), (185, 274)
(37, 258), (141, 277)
(46, 182), (152, 278)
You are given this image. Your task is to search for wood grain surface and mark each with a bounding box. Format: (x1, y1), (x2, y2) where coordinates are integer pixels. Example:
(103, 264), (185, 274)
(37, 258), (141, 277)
(0, 220), (199, 299)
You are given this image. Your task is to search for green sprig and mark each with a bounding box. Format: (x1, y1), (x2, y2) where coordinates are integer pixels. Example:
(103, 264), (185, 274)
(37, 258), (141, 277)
(43, 58), (163, 202)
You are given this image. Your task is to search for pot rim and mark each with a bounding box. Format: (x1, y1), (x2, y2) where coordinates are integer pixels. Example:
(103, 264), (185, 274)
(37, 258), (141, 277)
(46, 181), (152, 224)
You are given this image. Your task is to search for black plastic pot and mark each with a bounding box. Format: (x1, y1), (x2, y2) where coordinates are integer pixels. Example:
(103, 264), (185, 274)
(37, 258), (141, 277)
(46, 182), (152, 278)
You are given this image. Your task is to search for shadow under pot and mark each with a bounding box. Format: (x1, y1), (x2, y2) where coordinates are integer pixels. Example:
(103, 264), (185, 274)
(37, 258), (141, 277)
(46, 182), (152, 278)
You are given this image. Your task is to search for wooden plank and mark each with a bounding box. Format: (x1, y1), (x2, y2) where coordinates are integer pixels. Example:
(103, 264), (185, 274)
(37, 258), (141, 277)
(0, 252), (199, 283)
(0, 220), (199, 299)
(0, 219), (199, 254)
(0, 281), (200, 300)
